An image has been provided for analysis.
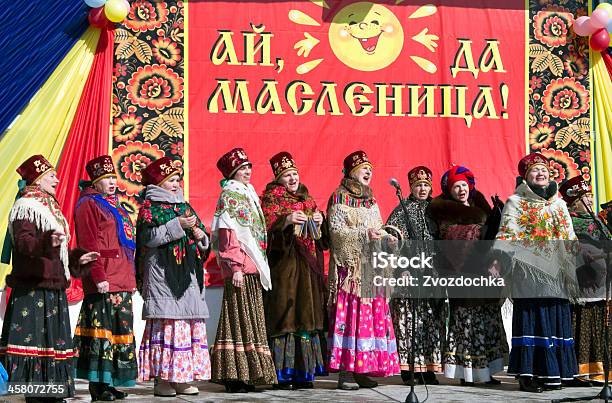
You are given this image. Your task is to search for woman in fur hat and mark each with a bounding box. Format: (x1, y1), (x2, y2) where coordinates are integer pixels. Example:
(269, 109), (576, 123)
(327, 150), (400, 390)
(260, 151), (329, 390)
(0, 155), (99, 403)
(492, 153), (583, 392)
(136, 157), (211, 397)
(386, 166), (445, 386)
(427, 165), (507, 386)
(210, 148), (277, 392)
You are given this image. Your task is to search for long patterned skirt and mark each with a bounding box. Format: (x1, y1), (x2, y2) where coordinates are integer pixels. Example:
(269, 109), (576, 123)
(138, 319), (211, 383)
(211, 274), (276, 385)
(0, 288), (75, 398)
(391, 298), (446, 372)
(443, 302), (507, 382)
(328, 267), (400, 377)
(271, 332), (327, 383)
(508, 298), (577, 387)
(573, 300), (612, 383)
(73, 292), (137, 386)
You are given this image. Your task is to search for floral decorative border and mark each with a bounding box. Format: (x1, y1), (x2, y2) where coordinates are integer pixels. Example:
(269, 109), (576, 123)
(112, 0), (593, 220)
(111, 0), (184, 221)
(528, 0), (591, 184)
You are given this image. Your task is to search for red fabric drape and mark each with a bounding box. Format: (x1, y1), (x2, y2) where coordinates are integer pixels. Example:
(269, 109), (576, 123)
(603, 50), (612, 81)
(55, 28), (114, 303)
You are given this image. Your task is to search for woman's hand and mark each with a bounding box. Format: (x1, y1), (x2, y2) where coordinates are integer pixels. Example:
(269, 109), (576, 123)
(285, 211), (308, 226)
(179, 215), (197, 228)
(232, 271), (244, 288)
(368, 228), (382, 240)
(312, 211), (323, 225)
(192, 227), (206, 241)
(488, 259), (501, 278)
(50, 230), (65, 247)
(79, 251), (100, 265)
(96, 281), (109, 293)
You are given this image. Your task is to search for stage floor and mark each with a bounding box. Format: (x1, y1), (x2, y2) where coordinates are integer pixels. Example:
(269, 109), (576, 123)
(3, 372), (609, 402)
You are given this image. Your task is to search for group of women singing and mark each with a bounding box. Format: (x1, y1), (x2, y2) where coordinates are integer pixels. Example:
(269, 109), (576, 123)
(1, 148), (610, 402)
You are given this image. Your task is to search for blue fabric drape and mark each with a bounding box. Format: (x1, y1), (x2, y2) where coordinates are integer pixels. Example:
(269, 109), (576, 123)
(0, 0), (89, 137)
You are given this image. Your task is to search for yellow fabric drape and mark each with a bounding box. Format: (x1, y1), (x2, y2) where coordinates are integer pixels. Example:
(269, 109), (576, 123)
(592, 51), (612, 211)
(0, 28), (100, 286)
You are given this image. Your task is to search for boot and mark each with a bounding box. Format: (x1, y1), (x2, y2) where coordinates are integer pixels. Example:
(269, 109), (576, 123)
(106, 386), (128, 400)
(171, 382), (199, 395)
(154, 378), (176, 397)
(89, 383), (115, 401)
(424, 371), (439, 385)
(354, 373), (378, 388)
(519, 376), (543, 393)
(337, 371), (359, 390)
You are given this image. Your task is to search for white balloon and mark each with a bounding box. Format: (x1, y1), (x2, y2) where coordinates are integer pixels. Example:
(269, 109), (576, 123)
(84, 0), (107, 8)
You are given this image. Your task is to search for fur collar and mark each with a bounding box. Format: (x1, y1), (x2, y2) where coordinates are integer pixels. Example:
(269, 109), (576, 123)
(427, 190), (491, 225)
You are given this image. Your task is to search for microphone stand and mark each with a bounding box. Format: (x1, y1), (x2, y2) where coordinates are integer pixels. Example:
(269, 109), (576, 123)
(552, 198), (612, 403)
(392, 183), (420, 403)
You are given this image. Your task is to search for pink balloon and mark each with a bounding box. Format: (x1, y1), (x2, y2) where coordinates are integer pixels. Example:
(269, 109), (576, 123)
(574, 16), (597, 36)
(591, 9), (609, 29)
(590, 28), (610, 52)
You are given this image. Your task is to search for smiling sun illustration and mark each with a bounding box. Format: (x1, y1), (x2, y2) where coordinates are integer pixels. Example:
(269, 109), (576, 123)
(289, 1), (439, 74)
(329, 2), (403, 71)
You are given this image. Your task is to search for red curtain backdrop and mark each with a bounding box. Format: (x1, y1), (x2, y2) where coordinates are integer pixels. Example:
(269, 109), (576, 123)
(55, 27), (114, 303)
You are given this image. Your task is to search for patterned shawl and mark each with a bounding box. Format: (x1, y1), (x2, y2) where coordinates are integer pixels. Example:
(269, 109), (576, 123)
(8, 185), (71, 280)
(493, 180), (579, 299)
(76, 190), (136, 261)
(136, 186), (206, 299)
(260, 181), (320, 273)
(211, 179), (271, 290)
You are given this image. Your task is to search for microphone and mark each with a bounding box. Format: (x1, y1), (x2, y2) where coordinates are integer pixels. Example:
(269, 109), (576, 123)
(389, 177), (401, 191)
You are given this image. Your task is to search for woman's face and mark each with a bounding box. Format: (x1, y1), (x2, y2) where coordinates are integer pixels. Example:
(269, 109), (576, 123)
(160, 175), (181, 193)
(36, 170), (59, 196)
(450, 180), (470, 204)
(411, 182), (431, 201)
(572, 192), (593, 213)
(94, 176), (117, 195)
(278, 169), (299, 193)
(233, 164), (252, 185)
(351, 165), (372, 186)
(526, 165), (550, 188)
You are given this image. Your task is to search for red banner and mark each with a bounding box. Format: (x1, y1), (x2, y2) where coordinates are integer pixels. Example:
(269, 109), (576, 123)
(188, 0), (526, 224)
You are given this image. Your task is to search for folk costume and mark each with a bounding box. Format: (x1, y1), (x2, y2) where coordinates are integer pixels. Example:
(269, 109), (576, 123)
(0, 155), (89, 401)
(494, 153), (579, 391)
(427, 166), (507, 384)
(260, 152), (328, 388)
(386, 166), (445, 384)
(327, 151), (400, 388)
(560, 177), (612, 384)
(136, 157), (211, 396)
(73, 155), (137, 400)
(210, 148), (276, 391)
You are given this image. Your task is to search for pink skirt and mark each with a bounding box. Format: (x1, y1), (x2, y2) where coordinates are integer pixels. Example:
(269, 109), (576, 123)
(328, 286), (400, 377)
(138, 319), (211, 383)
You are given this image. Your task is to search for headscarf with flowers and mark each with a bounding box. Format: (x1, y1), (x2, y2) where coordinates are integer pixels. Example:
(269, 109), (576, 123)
(493, 180), (579, 300)
(136, 185), (207, 299)
(260, 181), (321, 274)
(211, 179), (271, 290)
